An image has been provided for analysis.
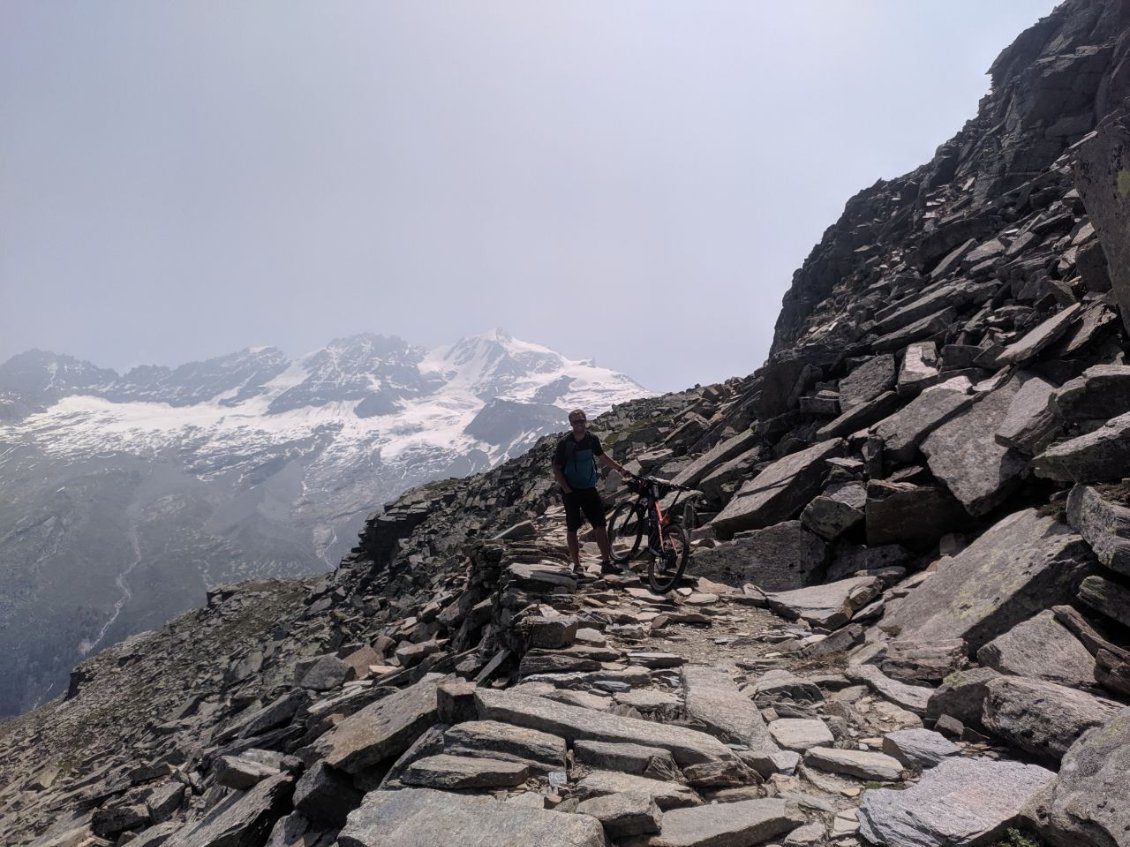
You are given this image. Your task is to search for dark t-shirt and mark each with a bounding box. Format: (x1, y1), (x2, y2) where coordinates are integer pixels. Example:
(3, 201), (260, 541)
(554, 432), (604, 490)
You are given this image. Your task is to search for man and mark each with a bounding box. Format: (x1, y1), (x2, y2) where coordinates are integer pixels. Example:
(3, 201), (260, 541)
(552, 408), (630, 575)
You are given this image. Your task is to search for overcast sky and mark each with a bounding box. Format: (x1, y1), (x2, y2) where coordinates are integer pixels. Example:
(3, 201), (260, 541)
(1, 1), (1060, 392)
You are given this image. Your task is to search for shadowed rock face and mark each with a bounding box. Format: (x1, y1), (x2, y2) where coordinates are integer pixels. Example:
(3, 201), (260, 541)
(5, 3), (1130, 847)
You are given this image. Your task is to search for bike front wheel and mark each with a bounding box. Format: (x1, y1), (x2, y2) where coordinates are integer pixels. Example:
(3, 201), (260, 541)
(607, 503), (645, 564)
(647, 521), (690, 593)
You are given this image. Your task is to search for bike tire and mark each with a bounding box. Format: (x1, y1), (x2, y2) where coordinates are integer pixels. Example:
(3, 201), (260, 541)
(607, 503), (645, 564)
(648, 521), (690, 593)
(682, 499), (698, 531)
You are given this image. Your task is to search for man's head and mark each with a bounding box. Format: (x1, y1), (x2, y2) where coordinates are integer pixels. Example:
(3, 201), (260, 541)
(568, 409), (587, 433)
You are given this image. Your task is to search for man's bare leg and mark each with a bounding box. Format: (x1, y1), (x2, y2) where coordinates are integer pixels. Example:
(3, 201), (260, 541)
(594, 526), (612, 563)
(566, 530), (581, 570)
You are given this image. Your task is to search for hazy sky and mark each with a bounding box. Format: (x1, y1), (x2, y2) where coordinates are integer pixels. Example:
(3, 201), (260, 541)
(1, 1), (1060, 392)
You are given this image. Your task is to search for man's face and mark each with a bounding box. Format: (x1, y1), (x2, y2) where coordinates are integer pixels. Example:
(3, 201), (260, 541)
(569, 413), (586, 434)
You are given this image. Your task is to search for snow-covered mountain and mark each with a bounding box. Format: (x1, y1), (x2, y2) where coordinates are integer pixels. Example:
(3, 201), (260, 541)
(0, 330), (648, 716)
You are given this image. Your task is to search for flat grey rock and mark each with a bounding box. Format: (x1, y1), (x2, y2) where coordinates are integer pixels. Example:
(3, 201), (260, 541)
(872, 377), (972, 464)
(402, 753), (529, 789)
(800, 481), (865, 540)
(693, 521), (827, 591)
(977, 609), (1096, 688)
(1078, 573), (1130, 628)
(710, 439), (846, 539)
(443, 720), (566, 772)
(803, 747), (903, 781)
(994, 374), (1059, 455)
(864, 480), (969, 549)
(858, 757), (1055, 847)
(574, 739), (677, 776)
(575, 770), (700, 810)
(672, 428), (760, 489)
(575, 792), (662, 839)
(474, 688), (739, 768)
(1030, 706), (1130, 847)
(925, 667), (1000, 728)
(682, 664), (776, 752)
(921, 376), (1028, 516)
(651, 797), (805, 847)
(997, 303), (1083, 365)
(768, 719), (834, 751)
(1052, 363), (1130, 422)
(846, 664), (932, 715)
(1033, 410), (1130, 483)
(839, 354), (897, 411)
(337, 788), (606, 847)
(881, 729), (959, 770)
(880, 508), (1092, 655)
(765, 576), (881, 630)
(816, 390), (901, 439)
(1066, 484), (1130, 576)
(303, 675), (440, 774)
(898, 341), (940, 395)
(163, 773), (293, 847)
(982, 676), (1122, 764)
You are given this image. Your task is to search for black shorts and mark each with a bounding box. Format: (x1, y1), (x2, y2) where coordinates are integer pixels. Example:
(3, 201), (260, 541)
(563, 488), (606, 532)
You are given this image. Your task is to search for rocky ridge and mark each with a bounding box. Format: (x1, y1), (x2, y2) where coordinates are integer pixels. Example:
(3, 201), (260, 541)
(4, 1), (1130, 845)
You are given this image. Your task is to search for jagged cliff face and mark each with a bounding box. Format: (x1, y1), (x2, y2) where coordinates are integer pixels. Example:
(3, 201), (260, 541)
(3, 2), (1130, 846)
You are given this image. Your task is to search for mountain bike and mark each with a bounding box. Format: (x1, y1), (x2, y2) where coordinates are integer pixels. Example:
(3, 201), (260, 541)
(607, 475), (698, 593)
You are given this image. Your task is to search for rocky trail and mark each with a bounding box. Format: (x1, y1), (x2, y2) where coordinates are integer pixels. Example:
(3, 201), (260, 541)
(3, 1), (1130, 845)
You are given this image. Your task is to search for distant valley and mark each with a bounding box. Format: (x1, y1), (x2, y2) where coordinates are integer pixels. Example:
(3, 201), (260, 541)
(0, 330), (648, 716)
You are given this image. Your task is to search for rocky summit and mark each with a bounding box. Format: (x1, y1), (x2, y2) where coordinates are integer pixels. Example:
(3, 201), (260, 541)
(3, 2), (1130, 846)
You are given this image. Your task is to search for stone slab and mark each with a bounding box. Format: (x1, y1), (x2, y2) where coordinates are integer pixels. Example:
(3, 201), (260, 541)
(804, 748), (903, 781)
(872, 377), (972, 464)
(163, 774), (293, 847)
(858, 757), (1055, 847)
(443, 720), (566, 772)
(920, 376), (1029, 516)
(1033, 410), (1130, 483)
(575, 770), (700, 810)
(765, 576), (881, 630)
(303, 676), (440, 774)
(651, 798), (805, 847)
(976, 609), (1096, 688)
(881, 729), (959, 771)
(880, 508), (1093, 655)
(474, 688), (738, 768)
(337, 788), (606, 847)
(768, 719), (834, 751)
(710, 439), (846, 540)
(681, 664), (776, 752)
(693, 521), (827, 591)
(402, 754), (528, 790)
(1067, 484), (1130, 576)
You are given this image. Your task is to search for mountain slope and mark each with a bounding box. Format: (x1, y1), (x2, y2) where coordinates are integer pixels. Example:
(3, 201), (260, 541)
(0, 330), (648, 717)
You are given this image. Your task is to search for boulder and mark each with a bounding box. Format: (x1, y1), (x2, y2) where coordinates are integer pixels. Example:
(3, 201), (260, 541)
(881, 729), (959, 770)
(443, 720), (566, 772)
(681, 664), (776, 752)
(846, 664), (933, 716)
(298, 655), (353, 691)
(839, 355), (897, 411)
(871, 377), (972, 464)
(816, 391), (901, 439)
(575, 792), (662, 839)
(897, 342), (940, 396)
(920, 376), (1029, 516)
(804, 747), (903, 781)
(767, 719), (834, 751)
(880, 508), (1093, 655)
(864, 480), (969, 550)
(302, 675), (440, 774)
(1034, 411), (1130, 482)
(163, 773), (293, 847)
(710, 439), (846, 539)
(574, 740), (678, 777)
(692, 521), (827, 591)
(336, 788), (606, 847)
(649, 798), (805, 847)
(858, 757), (1055, 847)
(1052, 364), (1130, 422)
(994, 375), (1060, 455)
(872, 306), (957, 353)
(402, 754), (529, 789)
(672, 428), (760, 489)
(1077, 573), (1130, 628)
(1074, 113), (1130, 335)
(764, 576), (882, 630)
(926, 667), (1000, 729)
(474, 688), (739, 769)
(1028, 707), (1130, 847)
(292, 762), (361, 827)
(800, 481), (866, 540)
(1066, 484), (1130, 576)
(996, 303), (1083, 365)
(981, 676), (1122, 764)
(575, 770), (700, 810)
(976, 610), (1096, 688)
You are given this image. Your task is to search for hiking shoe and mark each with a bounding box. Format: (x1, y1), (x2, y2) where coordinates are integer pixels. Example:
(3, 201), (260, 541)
(599, 560), (624, 575)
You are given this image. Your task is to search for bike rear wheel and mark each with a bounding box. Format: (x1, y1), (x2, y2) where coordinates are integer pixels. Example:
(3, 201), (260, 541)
(647, 521), (689, 593)
(607, 503), (645, 564)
